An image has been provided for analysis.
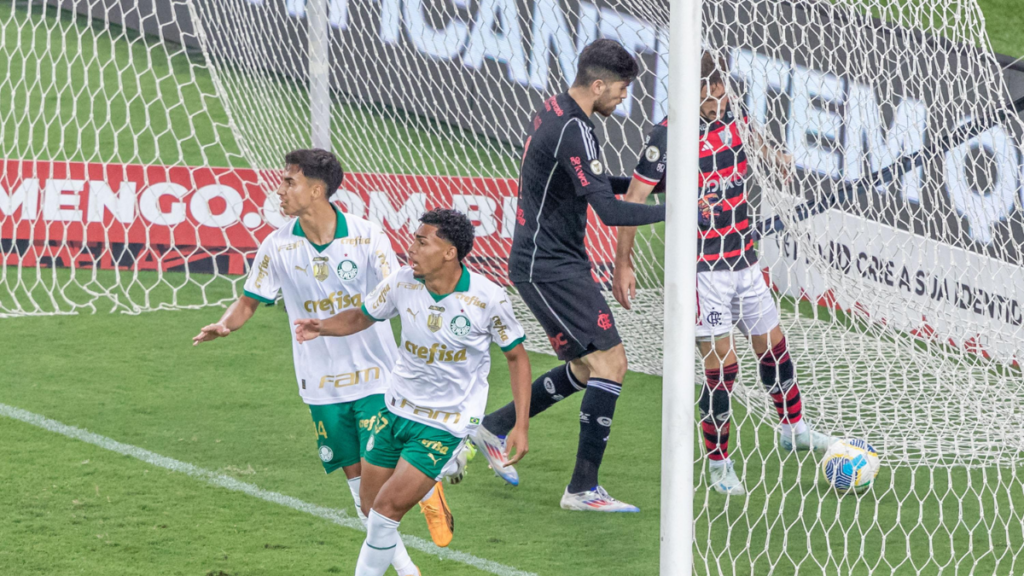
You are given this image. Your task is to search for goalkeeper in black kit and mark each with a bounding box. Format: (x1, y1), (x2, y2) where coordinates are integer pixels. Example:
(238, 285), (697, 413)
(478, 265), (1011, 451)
(470, 39), (664, 512)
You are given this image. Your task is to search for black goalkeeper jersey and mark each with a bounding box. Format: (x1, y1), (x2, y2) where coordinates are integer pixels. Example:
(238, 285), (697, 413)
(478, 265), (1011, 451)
(508, 93), (614, 283)
(633, 109), (757, 273)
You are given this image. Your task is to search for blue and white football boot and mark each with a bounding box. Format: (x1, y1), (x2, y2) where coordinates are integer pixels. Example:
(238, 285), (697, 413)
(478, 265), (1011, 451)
(559, 485), (640, 513)
(469, 425), (519, 486)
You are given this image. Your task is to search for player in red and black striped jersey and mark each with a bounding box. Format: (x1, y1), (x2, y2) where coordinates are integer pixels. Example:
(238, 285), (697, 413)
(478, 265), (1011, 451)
(614, 51), (836, 496)
(632, 109), (759, 272)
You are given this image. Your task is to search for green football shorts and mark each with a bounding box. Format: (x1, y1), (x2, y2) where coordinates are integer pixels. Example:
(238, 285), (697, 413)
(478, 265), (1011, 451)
(308, 394), (387, 474)
(362, 409), (465, 481)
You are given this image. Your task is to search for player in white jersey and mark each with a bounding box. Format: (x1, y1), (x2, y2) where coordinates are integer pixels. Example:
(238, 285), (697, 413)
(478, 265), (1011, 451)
(293, 208), (532, 576)
(193, 149), (436, 574)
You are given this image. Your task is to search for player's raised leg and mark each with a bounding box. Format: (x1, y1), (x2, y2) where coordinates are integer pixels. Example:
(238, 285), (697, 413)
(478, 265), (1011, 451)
(476, 362), (585, 486)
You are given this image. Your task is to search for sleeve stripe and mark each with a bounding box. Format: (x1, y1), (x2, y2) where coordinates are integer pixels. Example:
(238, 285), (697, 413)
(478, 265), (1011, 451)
(577, 121), (592, 160)
(579, 120), (597, 161)
(243, 290), (275, 304)
(360, 303), (384, 322)
(499, 335), (526, 353)
(632, 171), (661, 186)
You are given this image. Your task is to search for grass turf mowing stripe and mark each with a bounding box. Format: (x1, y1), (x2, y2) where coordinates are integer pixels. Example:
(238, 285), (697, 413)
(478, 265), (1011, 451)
(0, 402), (537, 576)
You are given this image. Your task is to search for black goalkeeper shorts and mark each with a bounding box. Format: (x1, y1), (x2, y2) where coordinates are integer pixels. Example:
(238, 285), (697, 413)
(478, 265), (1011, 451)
(514, 275), (622, 362)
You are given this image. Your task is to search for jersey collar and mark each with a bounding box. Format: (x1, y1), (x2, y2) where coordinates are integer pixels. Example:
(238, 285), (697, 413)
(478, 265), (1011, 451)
(561, 92), (594, 126)
(417, 264), (471, 303)
(291, 206), (348, 252)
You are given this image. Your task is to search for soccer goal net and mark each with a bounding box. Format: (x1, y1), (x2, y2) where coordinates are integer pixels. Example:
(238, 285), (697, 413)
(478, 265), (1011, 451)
(3, 0), (1024, 572)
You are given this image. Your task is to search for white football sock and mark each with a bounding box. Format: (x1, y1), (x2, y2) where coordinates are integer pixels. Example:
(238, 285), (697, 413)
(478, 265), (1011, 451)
(390, 537), (418, 576)
(347, 478), (415, 574)
(421, 484), (436, 502)
(355, 510), (400, 576)
(780, 419), (809, 438)
(346, 476), (368, 524)
(708, 458), (731, 469)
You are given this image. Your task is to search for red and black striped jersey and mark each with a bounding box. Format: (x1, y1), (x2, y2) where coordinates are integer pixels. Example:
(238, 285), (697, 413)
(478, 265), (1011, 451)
(633, 109), (758, 272)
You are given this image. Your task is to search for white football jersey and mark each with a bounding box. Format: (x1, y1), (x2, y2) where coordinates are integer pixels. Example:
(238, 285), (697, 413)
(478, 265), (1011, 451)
(243, 208), (399, 405)
(362, 265), (526, 437)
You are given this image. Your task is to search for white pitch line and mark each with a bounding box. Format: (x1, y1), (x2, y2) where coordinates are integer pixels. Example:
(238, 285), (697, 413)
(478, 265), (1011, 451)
(0, 403), (536, 576)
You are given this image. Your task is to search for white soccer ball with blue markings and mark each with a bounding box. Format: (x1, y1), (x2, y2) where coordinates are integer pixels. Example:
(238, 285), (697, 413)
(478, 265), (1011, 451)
(821, 438), (880, 494)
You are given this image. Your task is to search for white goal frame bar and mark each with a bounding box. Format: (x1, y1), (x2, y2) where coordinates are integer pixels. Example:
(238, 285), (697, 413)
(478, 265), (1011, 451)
(661, 0), (702, 573)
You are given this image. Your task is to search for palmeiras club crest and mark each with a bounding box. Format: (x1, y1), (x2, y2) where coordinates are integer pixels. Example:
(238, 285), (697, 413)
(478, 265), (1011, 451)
(449, 315), (471, 337)
(427, 305), (445, 333)
(337, 259), (358, 281)
(312, 256), (330, 282)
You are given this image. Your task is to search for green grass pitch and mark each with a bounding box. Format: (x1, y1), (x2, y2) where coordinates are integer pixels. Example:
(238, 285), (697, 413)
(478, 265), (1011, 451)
(3, 2), (1024, 575)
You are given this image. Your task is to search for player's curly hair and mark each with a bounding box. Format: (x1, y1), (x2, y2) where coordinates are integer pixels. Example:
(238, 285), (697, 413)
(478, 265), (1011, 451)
(420, 208), (475, 262)
(701, 50), (728, 89)
(284, 148), (345, 198)
(572, 39), (639, 88)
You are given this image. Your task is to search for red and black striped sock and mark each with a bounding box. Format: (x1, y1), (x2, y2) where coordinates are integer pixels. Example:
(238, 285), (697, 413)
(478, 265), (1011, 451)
(759, 337), (802, 424)
(699, 363), (737, 461)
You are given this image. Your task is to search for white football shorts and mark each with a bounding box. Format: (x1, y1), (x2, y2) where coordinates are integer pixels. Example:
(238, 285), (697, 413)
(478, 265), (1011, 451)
(695, 265), (779, 339)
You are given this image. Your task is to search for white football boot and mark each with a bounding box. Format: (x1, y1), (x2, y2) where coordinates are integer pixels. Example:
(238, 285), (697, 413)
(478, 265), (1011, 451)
(445, 442), (476, 485)
(709, 460), (745, 496)
(470, 425), (519, 486)
(778, 422), (838, 454)
(560, 486), (640, 513)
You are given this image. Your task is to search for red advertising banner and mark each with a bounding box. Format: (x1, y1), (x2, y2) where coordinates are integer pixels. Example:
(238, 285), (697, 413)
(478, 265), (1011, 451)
(0, 160), (619, 285)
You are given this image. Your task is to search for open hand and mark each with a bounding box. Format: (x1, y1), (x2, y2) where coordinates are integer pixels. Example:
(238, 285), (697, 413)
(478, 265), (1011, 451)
(192, 323), (230, 346)
(698, 193), (721, 226)
(777, 152), (795, 184)
(504, 426), (529, 466)
(293, 318), (322, 343)
(612, 264), (636, 311)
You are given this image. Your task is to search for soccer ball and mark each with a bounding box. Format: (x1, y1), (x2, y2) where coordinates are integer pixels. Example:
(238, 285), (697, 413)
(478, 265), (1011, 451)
(821, 438), (880, 494)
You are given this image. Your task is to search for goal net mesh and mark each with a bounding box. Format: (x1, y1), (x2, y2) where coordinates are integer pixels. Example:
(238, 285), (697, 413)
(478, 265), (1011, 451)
(3, 0), (1024, 572)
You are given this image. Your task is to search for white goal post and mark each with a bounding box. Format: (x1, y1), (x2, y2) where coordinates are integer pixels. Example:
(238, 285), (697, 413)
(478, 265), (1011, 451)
(660, 0), (701, 572)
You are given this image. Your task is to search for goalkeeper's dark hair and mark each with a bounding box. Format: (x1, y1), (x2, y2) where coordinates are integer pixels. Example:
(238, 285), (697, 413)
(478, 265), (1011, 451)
(420, 208), (475, 262)
(701, 50), (728, 90)
(572, 39), (639, 88)
(284, 148), (344, 199)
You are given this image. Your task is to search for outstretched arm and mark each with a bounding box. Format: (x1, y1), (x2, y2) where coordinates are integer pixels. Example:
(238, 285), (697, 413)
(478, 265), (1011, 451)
(556, 119), (666, 227)
(192, 295), (261, 346)
(293, 308), (376, 342)
(587, 191), (666, 227)
(502, 343), (532, 466)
